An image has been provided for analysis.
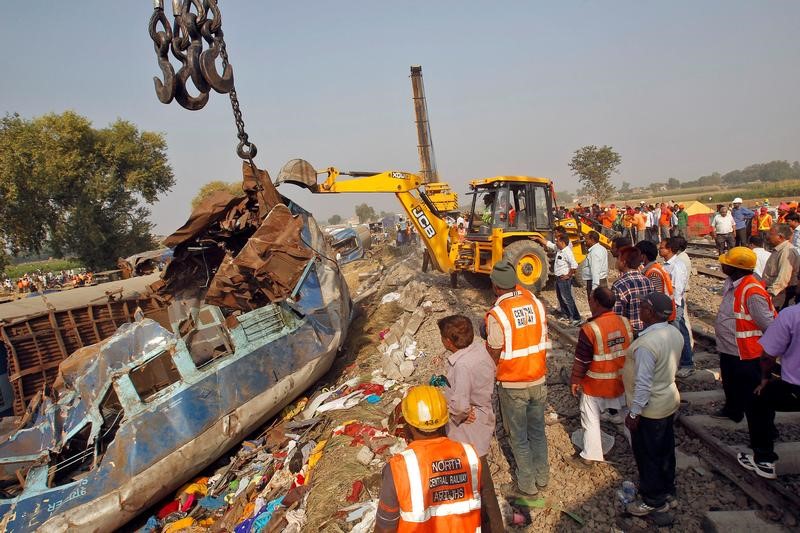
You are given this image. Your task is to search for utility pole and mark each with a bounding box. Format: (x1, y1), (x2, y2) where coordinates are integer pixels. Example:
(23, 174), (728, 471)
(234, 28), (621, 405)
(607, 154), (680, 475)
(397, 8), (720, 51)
(410, 65), (438, 184)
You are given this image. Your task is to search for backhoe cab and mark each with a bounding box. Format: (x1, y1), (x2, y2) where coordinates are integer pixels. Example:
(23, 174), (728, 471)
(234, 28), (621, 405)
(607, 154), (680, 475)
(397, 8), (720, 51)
(275, 159), (603, 293)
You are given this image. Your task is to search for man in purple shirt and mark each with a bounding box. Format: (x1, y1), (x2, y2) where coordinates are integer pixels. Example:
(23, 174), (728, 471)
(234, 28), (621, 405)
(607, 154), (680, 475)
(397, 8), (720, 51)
(438, 315), (503, 526)
(738, 304), (800, 479)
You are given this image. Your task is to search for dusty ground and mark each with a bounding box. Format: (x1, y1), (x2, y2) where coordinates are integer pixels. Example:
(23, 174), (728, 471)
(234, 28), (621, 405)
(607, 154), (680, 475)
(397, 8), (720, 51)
(303, 244), (773, 532)
(150, 242), (795, 532)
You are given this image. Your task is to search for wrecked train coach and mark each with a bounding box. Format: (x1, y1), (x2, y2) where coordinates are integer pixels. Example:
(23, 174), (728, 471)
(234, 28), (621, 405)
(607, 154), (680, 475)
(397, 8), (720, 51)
(0, 163), (351, 532)
(325, 224), (373, 265)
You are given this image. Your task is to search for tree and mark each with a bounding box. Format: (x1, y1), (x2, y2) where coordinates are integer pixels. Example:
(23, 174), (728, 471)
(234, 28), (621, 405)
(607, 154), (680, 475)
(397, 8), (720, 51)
(328, 214), (342, 225)
(619, 181), (631, 193)
(354, 203), (376, 223)
(568, 145), (621, 204)
(0, 112), (174, 270)
(191, 181), (243, 209)
(667, 177), (680, 189)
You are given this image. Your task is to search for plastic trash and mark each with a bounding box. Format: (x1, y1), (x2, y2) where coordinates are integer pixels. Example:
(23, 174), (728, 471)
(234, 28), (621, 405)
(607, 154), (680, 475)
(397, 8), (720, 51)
(380, 292), (401, 304)
(618, 480), (637, 504)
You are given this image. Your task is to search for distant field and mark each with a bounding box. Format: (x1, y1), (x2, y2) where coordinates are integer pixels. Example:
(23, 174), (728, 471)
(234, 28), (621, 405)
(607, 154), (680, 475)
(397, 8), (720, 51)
(612, 180), (800, 205)
(3, 259), (84, 279)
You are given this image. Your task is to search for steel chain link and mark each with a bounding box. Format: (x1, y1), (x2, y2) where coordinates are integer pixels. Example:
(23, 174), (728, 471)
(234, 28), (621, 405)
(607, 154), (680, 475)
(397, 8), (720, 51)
(148, 0), (257, 161)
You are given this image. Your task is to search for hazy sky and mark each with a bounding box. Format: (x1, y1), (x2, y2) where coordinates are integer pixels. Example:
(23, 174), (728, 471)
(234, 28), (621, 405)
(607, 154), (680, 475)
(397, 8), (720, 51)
(3, 1), (799, 233)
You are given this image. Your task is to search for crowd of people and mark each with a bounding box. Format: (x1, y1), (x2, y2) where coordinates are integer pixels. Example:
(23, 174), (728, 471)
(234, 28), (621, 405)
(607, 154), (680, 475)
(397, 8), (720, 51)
(555, 200), (692, 244)
(1, 269), (93, 296)
(374, 200), (800, 530)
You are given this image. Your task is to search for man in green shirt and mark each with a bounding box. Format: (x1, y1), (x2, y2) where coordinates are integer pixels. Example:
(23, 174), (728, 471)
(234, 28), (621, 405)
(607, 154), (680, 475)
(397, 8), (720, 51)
(675, 204), (689, 238)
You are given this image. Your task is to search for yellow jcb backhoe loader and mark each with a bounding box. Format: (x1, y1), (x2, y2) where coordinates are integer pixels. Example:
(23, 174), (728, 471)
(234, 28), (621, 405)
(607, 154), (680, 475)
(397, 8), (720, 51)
(275, 159), (611, 292)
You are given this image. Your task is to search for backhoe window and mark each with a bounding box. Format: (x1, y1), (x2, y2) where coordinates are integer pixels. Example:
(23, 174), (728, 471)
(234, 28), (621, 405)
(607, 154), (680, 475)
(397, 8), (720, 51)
(532, 186), (551, 229)
(469, 189), (497, 235)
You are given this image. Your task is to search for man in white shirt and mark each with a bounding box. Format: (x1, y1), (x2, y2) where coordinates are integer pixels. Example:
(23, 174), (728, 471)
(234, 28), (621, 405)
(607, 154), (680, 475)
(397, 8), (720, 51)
(787, 213), (800, 250)
(580, 231), (608, 303)
(555, 234), (581, 325)
(660, 237), (694, 376)
(644, 207), (655, 243)
(536, 233), (580, 324)
(711, 206), (735, 256)
(748, 236), (772, 278)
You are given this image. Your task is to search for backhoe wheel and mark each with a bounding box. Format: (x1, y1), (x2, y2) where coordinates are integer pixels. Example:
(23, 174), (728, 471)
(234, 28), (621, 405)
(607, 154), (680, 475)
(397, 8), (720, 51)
(503, 240), (549, 293)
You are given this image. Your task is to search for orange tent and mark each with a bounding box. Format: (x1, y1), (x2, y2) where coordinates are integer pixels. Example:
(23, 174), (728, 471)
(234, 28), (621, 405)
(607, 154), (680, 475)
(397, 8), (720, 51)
(682, 201), (714, 236)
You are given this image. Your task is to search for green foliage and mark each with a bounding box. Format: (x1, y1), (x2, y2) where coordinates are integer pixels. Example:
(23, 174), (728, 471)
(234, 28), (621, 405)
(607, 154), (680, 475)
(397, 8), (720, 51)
(667, 177), (680, 188)
(568, 145), (621, 204)
(720, 160), (800, 186)
(619, 181), (631, 193)
(328, 214), (343, 225)
(0, 111), (174, 270)
(354, 203), (377, 223)
(3, 258), (83, 280)
(191, 180), (243, 209)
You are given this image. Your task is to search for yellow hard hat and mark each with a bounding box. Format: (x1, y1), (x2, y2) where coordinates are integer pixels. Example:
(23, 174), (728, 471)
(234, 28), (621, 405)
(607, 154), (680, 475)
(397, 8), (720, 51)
(719, 246), (756, 271)
(401, 385), (449, 431)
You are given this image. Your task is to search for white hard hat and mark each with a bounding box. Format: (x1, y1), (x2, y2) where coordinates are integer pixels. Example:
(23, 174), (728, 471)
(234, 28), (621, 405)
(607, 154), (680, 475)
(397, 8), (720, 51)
(733, 197), (743, 204)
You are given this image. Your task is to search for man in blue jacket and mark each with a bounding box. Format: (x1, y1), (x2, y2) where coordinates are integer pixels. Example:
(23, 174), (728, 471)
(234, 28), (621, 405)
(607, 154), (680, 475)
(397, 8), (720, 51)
(732, 198), (754, 246)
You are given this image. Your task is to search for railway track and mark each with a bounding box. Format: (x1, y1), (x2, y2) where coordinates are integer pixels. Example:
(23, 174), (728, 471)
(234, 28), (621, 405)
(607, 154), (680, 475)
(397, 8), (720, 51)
(545, 312), (800, 530)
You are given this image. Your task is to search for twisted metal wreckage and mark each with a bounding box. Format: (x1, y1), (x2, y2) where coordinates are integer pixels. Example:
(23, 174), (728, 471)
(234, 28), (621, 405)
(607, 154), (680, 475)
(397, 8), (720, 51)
(0, 160), (352, 531)
(1, 1), (352, 529)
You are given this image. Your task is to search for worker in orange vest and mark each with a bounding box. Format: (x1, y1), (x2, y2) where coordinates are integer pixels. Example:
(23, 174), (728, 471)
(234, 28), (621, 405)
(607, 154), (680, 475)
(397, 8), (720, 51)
(484, 259), (550, 497)
(374, 385), (493, 532)
(570, 287), (633, 466)
(635, 241), (677, 321)
(712, 247), (777, 424)
(756, 207), (773, 247)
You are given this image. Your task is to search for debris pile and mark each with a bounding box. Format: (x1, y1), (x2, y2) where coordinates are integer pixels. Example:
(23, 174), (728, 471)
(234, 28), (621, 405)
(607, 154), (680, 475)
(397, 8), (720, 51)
(145, 371), (414, 532)
(377, 280), (432, 380)
(147, 266), (444, 532)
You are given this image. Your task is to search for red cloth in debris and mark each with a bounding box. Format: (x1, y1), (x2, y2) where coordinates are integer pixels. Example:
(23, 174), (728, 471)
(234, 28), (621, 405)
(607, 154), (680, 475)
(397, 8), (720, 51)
(353, 383), (385, 396)
(346, 480), (364, 503)
(179, 494), (196, 512)
(157, 500), (179, 519)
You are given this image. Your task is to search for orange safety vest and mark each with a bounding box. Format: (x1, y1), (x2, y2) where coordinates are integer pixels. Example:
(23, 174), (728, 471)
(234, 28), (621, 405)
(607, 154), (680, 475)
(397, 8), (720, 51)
(389, 437), (482, 532)
(758, 213), (773, 231)
(644, 263), (677, 321)
(579, 312), (633, 398)
(733, 275), (777, 360)
(486, 287), (549, 382)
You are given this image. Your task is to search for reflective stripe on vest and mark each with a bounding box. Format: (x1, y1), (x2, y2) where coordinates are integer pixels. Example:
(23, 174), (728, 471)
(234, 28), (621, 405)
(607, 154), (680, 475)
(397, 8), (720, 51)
(397, 442), (482, 524)
(733, 276), (776, 360)
(581, 314), (632, 397)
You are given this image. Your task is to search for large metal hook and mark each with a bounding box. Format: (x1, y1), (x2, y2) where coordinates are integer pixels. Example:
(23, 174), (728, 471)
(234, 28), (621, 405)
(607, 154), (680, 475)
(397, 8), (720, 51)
(153, 58), (176, 104)
(149, 8), (176, 104)
(175, 67), (209, 110)
(200, 39), (234, 94)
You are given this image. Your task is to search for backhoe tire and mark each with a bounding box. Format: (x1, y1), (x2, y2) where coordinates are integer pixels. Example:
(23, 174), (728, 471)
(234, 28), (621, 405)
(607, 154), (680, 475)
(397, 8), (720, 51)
(502, 240), (549, 293)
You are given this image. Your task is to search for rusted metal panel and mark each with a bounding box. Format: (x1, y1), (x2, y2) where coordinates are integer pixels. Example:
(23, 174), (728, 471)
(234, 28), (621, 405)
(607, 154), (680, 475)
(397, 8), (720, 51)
(1, 297), (168, 416)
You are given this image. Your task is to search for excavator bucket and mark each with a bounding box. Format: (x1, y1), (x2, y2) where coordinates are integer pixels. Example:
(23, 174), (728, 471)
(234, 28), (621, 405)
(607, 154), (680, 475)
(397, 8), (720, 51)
(275, 159), (318, 189)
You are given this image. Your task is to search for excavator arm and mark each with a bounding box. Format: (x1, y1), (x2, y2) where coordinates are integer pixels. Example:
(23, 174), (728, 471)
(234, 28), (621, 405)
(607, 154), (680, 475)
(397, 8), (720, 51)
(275, 160), (457, 273)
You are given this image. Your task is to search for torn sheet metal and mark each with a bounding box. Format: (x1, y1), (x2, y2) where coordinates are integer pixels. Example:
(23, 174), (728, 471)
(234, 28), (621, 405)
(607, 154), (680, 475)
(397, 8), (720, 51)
(0, 162), (351, 532)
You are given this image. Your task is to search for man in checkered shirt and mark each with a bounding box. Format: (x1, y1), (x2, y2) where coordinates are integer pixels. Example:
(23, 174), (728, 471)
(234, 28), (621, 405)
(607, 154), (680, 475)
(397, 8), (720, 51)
(612, 246), (654, 334)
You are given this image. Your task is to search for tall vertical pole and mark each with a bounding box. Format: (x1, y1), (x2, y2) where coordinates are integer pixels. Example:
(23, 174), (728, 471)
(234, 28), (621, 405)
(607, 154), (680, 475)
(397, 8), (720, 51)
(410, 65), (438, 184)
